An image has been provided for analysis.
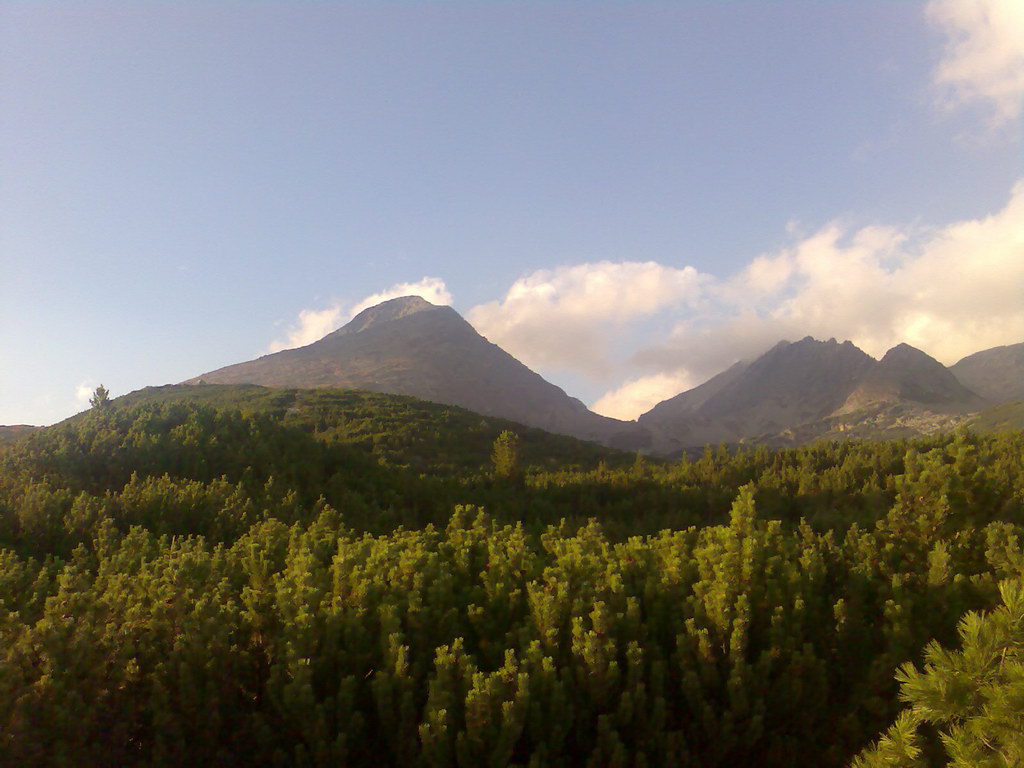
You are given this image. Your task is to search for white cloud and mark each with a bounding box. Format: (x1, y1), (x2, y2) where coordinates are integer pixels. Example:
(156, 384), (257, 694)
(591, 372), (696, 420)
(467, 261), (706, 377)
(631, 312), (801, 388)
(75, 382), (95, 408)
(763, 184), (1024, 362)
(927, 0), (1024, 127)
(268, 277), (452, 353)
(892, 181), (1024, 357)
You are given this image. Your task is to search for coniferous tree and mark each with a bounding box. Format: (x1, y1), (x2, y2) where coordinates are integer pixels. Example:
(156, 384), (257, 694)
(852, 579), (1024, 768)
(89, 384), (110, 408)
(491, 430), (522, 481)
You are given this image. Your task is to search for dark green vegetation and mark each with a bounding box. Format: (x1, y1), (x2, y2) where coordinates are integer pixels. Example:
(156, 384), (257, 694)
(115, 384), (630, 478)
(1, 384), (1022, 767)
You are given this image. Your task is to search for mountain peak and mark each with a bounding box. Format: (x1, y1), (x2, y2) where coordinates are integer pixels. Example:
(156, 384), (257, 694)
(774, 336), (860, 354)
(840, 342), (981, 411)
(639, 336), (875, 447)
(880, 342), (930, 362)
(182, 295), (647, 448)
(762, 336), (872, 365)
(336, 295), (441, 337)
(640, 335), (993, 448)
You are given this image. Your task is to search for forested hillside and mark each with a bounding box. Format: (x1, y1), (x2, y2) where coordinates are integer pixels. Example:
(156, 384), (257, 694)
(1, 385), (1022, 767)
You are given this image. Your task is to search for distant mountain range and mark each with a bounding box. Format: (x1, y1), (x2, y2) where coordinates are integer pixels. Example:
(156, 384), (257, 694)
(180, 296), (1022, 453)
(638, 337), (1002, 452)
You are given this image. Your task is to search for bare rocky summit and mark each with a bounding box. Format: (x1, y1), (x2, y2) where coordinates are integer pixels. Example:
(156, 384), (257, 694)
(186, 297), (649, 449)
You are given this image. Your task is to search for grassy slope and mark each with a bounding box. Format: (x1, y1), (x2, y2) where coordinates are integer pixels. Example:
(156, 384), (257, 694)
(967, 400), (1024, 433)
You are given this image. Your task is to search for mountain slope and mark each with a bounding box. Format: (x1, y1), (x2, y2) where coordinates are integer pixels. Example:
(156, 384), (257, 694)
(0, 425), (38, 445)
(185, 296), (648, 449)
(641, 360), (750, 424)
(950, 341), (1024, 403)
(967, 399), (1024, 434)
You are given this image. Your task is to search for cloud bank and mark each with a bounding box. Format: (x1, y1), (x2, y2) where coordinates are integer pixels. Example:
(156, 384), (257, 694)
(927, 0), (1024, 127)
(469, 181), (1024, 420)
(467, 262), (706, 377)
(268, 277), (451, 352)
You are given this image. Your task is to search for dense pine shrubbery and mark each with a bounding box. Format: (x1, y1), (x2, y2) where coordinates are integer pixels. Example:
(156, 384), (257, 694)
(0, 387), (1022, 767)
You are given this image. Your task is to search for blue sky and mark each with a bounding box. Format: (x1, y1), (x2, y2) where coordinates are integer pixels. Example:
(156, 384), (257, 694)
(3, 1), (1022, 424)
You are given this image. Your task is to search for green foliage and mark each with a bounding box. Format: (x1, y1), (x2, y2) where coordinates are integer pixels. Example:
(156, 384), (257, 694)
(852, 579), (1024, 768)
(0, 426), (37, 446)
(0, 384), (1022, 766)
(115, 384), (633, 475)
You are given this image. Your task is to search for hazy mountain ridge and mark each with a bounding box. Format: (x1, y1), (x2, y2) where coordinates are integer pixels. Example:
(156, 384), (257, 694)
(950, 341), (1024, 403)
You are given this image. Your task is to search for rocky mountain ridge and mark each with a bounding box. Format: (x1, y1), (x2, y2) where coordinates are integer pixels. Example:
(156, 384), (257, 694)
(640, 337), (876, 448)
(640, 337), (1008, 450)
